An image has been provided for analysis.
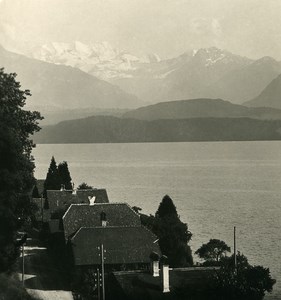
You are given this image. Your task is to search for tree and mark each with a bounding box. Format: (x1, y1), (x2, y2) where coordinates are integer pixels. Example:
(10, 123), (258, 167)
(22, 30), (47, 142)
(77, 182), (93, 190)
(195, 239), (231, 264)
(43, 156), (60, 196)
(156, 194), (178, 218)
(44, 158), (73, 195)
(32, 185), (40, 198)
(58, 161), (72, 190)
(0, 68), (42, 271)
(213, 252), (276, 299)
(141, 195), (193, 267)
(14, 195), (38, 229)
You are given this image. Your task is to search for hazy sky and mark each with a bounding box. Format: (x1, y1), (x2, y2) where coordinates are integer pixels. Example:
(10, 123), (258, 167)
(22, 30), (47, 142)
(1, 0), (281, 59)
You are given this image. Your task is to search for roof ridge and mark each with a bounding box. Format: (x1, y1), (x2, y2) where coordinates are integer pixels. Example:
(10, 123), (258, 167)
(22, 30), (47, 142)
(62, 203), (89, 220)
(77, 188), (106, 191)
(71, 225), (158, 240)
(140, 225), (159, 240)
(47, 189), (73, 192)
(79, 225), (143, 229)
(124, 202), (141, 218)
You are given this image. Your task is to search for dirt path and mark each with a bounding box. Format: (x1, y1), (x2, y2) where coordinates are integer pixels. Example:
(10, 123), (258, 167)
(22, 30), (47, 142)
(18, 238), (73, 300)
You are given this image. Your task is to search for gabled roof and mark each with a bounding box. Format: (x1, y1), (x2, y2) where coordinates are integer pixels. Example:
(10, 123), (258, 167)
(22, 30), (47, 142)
(46, 188), (109, 213)
(63, 203), (141, 240)
(71, 226), (161, 265)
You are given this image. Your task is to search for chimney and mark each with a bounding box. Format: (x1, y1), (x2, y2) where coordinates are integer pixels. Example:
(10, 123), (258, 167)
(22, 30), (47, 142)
(161, 255), (170, 293)
(89, 196), (96, 205)
(149, 252), (160, 277)
(100, 212), (107, 227)
(60, 184), (65, 191)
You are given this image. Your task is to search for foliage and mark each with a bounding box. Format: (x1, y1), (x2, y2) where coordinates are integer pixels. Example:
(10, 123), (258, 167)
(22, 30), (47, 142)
(195, 239), (231, 263)
(44, 157), (73, 195)
(141, 195), (193, 267)
(58, 161), (72, 190)
(77, 182), (93, 190)
(156, 194), (177, 218)
(43, 156), (60, 196)
(0, 209), (19, 269)
(31, 185), (40, 198)
(14, 194), (39, 229)
(0, 68), (42, 271)
(213, 252), (276, 299)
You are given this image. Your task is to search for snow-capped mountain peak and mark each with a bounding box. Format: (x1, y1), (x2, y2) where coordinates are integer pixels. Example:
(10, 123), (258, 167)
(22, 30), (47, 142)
(25, 40), (161, 79)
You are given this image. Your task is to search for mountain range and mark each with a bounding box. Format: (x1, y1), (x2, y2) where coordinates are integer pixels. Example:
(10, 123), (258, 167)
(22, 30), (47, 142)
(2, 42), (281, 123)
(20, 42), (281, 105)
(23, 41), (160, 80)
(0, 45), (142, 110)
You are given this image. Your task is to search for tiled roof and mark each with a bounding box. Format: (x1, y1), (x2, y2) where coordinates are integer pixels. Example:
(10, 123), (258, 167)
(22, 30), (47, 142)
(63, 203), (141, 240)
(46, 188), (109, 214)
(71, 226), (161, 265)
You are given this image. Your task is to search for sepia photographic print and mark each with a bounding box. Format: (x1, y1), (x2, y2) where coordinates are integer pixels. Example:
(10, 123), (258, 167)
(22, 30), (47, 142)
(0, 0), (280, 299)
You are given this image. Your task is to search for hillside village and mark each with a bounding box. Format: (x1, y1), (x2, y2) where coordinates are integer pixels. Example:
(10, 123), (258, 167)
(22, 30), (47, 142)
(29, 175), (217, 300)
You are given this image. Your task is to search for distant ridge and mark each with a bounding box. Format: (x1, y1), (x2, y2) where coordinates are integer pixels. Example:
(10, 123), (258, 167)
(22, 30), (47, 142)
(0, 45), (142, 109)
(123, 98), (281, 121)
(34, 115), (281, 144)
(244, 74), (281, 109)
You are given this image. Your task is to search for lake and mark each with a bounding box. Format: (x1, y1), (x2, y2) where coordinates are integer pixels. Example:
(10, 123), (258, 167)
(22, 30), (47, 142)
(32, 141), (281, 299)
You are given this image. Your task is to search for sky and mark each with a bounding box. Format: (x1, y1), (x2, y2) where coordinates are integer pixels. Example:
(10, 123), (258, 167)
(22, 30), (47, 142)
(1, 0), (281, 59)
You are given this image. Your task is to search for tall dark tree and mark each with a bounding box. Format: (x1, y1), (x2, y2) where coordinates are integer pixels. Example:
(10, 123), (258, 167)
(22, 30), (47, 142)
(141, 195), (193, 267)
(43, 156), (60, 196)
(58, 161), (72, 190)
(156, 194), (177, 218)
(0, 68), (42, 271)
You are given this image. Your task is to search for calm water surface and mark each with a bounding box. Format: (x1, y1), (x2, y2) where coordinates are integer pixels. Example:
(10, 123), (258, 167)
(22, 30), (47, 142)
(32, 141), (281, 299)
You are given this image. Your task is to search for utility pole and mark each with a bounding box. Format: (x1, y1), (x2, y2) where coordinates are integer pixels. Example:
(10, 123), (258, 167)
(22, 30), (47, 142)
(22, 243), (25, 287)
(41, 196), (44, 223)
(101, 244), (105, 300)
(234, 226), (237, 273)
(98, 244), (106, 300)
